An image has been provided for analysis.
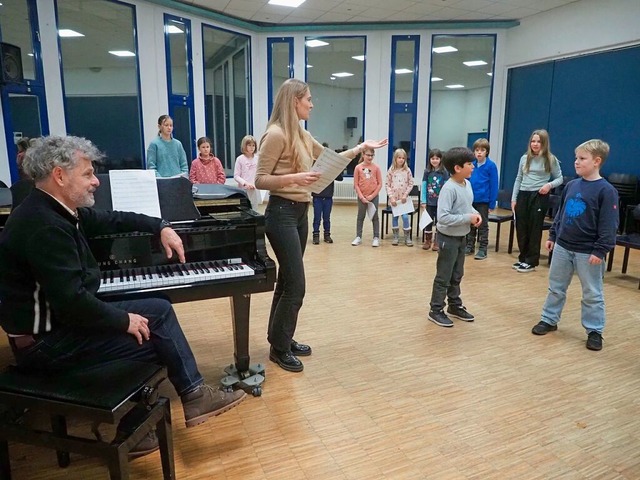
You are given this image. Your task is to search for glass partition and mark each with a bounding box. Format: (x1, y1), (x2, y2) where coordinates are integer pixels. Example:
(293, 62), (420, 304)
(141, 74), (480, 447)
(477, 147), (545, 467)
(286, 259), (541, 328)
(203, 25), (251, 174)
(427, 35), (496, 151)
(267, 37), (293, 116)
(57, 0), (143, 170)
(305, 36), (365, 175)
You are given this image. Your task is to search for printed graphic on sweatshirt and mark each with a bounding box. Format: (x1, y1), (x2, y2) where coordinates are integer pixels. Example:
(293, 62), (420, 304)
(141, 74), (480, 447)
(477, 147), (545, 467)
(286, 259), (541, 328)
(565, 192), (586, 224)
(427, 173), (445, 199)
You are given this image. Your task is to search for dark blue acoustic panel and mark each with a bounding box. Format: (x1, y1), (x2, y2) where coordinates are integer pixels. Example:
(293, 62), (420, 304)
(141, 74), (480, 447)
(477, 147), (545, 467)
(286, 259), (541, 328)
(500, 61), (554, 190)
(549, 46), (640, 178)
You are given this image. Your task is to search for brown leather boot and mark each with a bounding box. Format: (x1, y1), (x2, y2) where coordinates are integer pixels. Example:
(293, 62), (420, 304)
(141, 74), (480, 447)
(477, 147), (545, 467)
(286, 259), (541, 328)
(431, 232), (439, 251)
(422, 232), (432, 250)
(182, 384), (246, 428)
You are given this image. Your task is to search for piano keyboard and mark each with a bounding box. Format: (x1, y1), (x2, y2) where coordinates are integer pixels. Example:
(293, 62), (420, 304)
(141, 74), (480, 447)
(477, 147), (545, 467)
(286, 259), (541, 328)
(98, 259), (255, 294)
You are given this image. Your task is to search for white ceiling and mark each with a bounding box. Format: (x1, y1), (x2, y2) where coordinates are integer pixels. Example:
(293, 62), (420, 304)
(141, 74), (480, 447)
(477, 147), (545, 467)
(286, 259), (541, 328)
(174, 0), (582, 25)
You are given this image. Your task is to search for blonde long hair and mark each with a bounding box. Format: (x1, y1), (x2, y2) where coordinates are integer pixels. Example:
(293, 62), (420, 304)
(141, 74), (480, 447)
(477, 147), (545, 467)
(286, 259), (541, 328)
(264, 78), (313, 172)
(525, 129), (556, 174)
(391, 148), (409, 171)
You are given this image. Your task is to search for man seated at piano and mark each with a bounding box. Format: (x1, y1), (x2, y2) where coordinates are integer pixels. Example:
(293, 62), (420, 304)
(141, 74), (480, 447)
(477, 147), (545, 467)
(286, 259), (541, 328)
(0, 135), (246, 456)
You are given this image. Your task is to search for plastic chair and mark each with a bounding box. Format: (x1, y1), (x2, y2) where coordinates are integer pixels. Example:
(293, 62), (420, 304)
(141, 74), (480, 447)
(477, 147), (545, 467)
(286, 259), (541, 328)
(606, 204), (640, 289)
(381, 185), (420, 240)
(607, 173), (639, 231)
(487, 190), (514, 252)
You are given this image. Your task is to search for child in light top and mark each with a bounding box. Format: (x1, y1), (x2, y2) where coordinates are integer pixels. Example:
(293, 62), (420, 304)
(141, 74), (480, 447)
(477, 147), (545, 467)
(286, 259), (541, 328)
(421, 148), (449, 251)
(189, 137), (226, 184)
(385, 148), (414, 246)
(147, 114), (188, 178)
(234, 135), (258, 189)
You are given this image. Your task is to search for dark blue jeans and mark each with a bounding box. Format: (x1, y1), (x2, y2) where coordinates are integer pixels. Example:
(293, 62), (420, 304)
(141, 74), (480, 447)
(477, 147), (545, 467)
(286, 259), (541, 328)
(312, 196), (333, 234)
(429, 233), (466, 312)
(264, 196), (309, 351)
(12, 297), (203, 396)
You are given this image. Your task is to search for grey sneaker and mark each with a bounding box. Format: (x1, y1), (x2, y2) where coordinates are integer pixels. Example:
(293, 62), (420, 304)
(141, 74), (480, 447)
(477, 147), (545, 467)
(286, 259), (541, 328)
(446, 305), (475, 322)
(428, 310), (454, 327)
(531, 321), (557, 335)
(474, 249), (487, 260)
(182, 384), (247, 428)
(586, 331), (603, 351)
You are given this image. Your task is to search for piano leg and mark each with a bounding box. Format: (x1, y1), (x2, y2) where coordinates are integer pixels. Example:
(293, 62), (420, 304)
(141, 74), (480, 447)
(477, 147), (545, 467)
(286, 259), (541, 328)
(230, 294), (251, 374)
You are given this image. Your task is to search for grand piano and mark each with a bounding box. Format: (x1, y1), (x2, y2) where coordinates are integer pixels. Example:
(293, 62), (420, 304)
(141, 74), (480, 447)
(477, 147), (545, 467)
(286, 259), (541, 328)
(90, 175), (276, 395)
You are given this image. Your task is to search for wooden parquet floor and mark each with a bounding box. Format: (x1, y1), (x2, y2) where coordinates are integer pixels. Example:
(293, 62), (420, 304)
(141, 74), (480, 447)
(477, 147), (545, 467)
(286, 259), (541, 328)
(2, 204), (640, 479)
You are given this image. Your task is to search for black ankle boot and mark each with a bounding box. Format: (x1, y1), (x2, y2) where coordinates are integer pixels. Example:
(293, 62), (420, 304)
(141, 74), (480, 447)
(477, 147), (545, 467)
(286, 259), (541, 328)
(269, 347), (304, 372)
(324, 233), (333, 243)
(312, 233), (320, 245)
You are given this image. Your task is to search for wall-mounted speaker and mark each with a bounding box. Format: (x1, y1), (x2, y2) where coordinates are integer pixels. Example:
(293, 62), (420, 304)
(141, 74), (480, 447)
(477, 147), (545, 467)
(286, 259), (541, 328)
(346, 116), (357, 129)
(0, 43), (25, 85)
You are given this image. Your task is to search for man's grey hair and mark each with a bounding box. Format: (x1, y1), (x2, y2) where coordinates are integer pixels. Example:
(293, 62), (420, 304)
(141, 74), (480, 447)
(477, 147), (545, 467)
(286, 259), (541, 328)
(22, 136), (104, 182)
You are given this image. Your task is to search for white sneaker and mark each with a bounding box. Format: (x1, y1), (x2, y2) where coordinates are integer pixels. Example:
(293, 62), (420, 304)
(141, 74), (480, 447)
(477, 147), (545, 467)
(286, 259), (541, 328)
(351, 236), (362, 246)
(372, 237), (380, 247)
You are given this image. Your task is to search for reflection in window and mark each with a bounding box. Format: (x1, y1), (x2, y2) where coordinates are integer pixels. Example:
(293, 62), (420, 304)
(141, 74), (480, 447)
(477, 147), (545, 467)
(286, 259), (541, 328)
(203, 25), (251, 174)
(166, 19), (189, 97)
(0, 0), (36, 80)
(428, 35), (496, 151)
(267, 38), (293, 115)
(57, 0), (143, 170)
(305, 36), (365, 176)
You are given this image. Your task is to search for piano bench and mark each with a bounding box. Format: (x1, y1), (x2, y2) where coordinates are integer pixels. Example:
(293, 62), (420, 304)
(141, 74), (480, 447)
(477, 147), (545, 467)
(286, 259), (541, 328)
(0, 360), (175, 480)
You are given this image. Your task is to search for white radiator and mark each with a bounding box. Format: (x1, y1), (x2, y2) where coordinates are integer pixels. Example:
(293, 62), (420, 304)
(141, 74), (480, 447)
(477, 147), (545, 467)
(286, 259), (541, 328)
(333, 181), (358, 202)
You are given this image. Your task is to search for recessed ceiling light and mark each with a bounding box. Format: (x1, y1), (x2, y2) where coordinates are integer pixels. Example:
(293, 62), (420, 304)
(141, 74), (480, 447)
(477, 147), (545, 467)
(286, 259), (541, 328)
(352, 55), (365, 61)
(332, 72), (354, 78)
(446, 84), (464, 89)
(109, 50), (136, 57)
(330, 76), (336, 80)
(27, 53), (34, 57)
(58, 29), (84, 38)
(306, 39), (329, 48)
(306, 64), (313, 68)
(432, 46), (457, 54)
(269, 0), (306, 6)
(395, 68), (413, 75)
(463, 60), (488, 67)
(167, 25), (184, 34)
(431, 77), (443, 82)
(487, 72), (493, 76)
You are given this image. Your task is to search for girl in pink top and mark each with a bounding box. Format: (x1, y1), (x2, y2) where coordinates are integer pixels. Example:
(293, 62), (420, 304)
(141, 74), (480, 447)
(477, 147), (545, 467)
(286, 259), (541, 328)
(385, 148), (415, 246)
(352, 147), (383, 247)
(189, 137), (226, 184)
(234, 135), (258, 189)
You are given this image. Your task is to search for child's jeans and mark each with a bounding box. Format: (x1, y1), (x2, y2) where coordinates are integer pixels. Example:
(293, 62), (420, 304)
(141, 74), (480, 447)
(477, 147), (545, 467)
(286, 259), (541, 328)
(391, 213), (410, 229)
(356, 195), (380, 238)
(429, 232), (466, 312)
(540, 243), (606, 334)
(312, 196), (333, 234)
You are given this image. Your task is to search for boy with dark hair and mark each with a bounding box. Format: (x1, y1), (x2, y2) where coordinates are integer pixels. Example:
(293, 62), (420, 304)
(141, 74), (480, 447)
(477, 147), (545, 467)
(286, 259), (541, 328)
(428, 147), (482, 328)
(466, 138), (499, 260)
(531, 139), (618, 351)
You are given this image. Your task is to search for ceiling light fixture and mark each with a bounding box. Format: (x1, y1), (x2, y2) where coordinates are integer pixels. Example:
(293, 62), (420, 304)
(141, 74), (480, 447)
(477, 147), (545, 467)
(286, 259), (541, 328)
(446, 84), (464, 89)
(463, 60), (488, 67)
(269, 0), (306, 6)
(306, 64), (313, 68)
(487, 72), (493, 76)
(332, 72), (354, 78)
(109, 50), (136, 57)
(58, 29), (84, 37)
(352, 55), (365, 61)
(432, 46), (457, 54)
(306, 39), (329, 48)
(395, 68), (413, 74)
(431, 77), (443, 82)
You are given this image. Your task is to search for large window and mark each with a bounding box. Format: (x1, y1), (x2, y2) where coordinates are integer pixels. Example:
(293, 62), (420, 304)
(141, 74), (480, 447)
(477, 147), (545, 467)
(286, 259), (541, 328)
(57, 0), (143, 170)
(305, 36), (365, 175)
(427, 35), (496, 151)
(267, 37), (293, 115)
(202, 25), (251, 174)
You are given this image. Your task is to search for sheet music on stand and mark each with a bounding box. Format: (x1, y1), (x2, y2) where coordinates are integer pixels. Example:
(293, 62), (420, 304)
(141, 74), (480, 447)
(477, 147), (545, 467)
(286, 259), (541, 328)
(307, 148), (351, 194)
(109, 170), (162, 218)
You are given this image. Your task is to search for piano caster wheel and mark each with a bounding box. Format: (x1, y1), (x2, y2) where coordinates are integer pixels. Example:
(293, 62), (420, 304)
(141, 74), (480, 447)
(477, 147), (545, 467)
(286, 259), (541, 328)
(252, 386), (262, 397)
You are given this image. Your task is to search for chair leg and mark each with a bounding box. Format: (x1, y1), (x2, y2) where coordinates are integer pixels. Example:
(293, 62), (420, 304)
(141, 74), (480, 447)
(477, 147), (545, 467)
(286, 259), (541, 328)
(508, 221), (515, 254)
(156, 399), (175, 480)
(0, 439), (11, 480)
(494, 223), (501, 252)
(622, 247), (630, 274)
(607, 248), (615, 272)
(50, 415), (70, 468)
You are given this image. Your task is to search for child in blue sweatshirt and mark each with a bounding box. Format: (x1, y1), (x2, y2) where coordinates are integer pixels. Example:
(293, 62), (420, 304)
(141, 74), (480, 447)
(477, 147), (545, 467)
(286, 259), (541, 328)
(531, 139), (618, 351)
(466, 138), (498, 260)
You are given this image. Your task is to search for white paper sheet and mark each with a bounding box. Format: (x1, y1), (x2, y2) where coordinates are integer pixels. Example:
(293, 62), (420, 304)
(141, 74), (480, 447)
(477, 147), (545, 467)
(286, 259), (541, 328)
(109, 170), (161, 218)
(418, 210), (433, 231)
(366, 202), (377, 220)
(390, 199), (415, 217)
(308, 148), (351, 194)
(247, 188), (267, 207)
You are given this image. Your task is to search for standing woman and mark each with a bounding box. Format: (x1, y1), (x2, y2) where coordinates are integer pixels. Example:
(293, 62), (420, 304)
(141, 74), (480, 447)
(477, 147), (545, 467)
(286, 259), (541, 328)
(147, 114), (189, 178)
(255, 78), (387, 372)
(511, 129), (563, 273)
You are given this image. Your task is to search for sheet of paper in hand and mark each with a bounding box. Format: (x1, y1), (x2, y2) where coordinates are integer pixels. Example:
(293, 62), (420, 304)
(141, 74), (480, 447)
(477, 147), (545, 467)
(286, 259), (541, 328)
(391, 199), (415, 217)
(307, 148), (351, 194)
